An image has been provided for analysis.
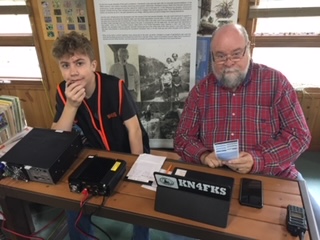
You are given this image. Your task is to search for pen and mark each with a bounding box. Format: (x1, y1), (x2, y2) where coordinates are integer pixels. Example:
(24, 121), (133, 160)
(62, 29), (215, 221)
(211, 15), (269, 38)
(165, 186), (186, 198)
(166, 164), (173, 174)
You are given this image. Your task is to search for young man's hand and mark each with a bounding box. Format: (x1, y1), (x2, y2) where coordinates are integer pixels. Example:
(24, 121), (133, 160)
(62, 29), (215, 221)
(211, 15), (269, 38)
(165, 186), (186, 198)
(65, 81), (86, 108)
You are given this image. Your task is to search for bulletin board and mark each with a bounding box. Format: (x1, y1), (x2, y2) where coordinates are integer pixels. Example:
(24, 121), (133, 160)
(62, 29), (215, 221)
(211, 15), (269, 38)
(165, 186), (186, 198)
(37, 0), (90, 40)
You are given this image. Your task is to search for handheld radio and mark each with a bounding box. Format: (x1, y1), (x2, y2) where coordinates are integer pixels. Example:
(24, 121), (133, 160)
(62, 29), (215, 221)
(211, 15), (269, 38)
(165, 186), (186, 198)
(286, 205), (308, 239)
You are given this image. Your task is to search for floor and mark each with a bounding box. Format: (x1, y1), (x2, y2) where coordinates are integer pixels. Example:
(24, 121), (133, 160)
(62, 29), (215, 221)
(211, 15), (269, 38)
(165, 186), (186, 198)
(295, 151), (320, 203)
(1, 151), (319, 240)
(29, 207), (172, 240)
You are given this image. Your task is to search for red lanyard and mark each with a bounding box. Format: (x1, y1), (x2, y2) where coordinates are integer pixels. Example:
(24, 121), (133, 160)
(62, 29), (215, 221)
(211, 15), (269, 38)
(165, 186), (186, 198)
(83, 72), (110, 150)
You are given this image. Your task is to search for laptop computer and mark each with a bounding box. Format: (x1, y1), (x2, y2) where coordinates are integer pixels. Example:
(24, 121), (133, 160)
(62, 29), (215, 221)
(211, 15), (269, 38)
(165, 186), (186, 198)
(154, 167), (234, 228)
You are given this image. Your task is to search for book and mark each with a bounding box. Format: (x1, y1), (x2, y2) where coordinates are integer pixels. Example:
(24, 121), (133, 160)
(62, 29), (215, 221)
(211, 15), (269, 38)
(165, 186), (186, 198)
(0, 95), (27, 145)
(0, 95), (25, 133)
(0, 100), (16, 138)
(0, 108), (11, 144)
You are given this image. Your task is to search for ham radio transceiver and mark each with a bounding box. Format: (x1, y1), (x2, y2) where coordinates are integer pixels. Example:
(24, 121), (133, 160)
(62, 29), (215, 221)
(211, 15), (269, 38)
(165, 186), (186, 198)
(68, 155), (126, 196)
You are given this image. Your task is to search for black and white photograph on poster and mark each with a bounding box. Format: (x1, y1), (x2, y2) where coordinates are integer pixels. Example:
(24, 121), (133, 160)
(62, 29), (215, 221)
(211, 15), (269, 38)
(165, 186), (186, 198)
(94, 0), (197, 148)
(106, 44), (141, 102)
(137, 43), (190, 103)
(197, 0), (239, 36)
(139, 102), (184, 140)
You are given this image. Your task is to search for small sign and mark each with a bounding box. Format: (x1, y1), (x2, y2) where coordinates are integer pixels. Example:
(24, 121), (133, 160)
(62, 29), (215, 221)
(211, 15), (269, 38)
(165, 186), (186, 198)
(154, 171), (232, 201)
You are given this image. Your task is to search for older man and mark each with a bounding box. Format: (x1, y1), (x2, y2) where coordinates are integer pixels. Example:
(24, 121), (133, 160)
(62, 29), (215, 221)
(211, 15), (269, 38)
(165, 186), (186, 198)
(174, 23), (319, 232)
(175, 23), (311, 177)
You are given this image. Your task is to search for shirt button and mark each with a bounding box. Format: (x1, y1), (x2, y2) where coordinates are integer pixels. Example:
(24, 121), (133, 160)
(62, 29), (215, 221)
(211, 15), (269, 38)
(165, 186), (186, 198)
(232, 113), (235, 116)
(231, 133), (234, 136)
(233, 93), (236, 96)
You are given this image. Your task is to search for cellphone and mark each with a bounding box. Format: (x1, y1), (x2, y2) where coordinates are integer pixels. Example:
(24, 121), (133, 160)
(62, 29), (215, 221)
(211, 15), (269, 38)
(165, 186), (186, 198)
(239, 178), (263, 209)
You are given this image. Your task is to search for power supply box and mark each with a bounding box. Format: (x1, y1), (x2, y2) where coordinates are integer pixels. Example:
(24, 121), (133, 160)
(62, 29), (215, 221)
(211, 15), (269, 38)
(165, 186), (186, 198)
(1, 128), (83, 184)
(68, 155), (127, 196)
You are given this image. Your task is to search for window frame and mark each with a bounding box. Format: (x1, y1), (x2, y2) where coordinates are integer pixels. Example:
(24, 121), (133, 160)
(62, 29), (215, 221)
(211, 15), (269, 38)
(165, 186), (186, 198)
(248, 1), (320, 48)
(0, 3), (45, 83)
(0, 5), (34, 46)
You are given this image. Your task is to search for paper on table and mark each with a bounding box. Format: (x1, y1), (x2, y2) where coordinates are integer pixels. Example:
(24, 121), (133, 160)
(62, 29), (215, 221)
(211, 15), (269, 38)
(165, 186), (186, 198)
(126, 153), (166, 184)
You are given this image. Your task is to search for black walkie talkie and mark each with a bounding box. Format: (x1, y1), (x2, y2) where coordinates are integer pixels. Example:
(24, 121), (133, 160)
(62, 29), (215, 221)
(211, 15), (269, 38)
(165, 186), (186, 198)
(287, 205), (308, 239)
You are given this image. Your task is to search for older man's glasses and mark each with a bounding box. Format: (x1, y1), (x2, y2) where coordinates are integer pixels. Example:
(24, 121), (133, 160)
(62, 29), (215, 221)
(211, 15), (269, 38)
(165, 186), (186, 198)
(212, 45), (248, 64)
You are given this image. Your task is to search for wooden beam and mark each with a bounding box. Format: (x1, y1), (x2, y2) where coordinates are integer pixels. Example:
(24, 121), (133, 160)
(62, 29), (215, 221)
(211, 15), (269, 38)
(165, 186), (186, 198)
(0, 5), (28, 15)
(253, 35), (320, 47)
(249, 6), (320, 18)
(0, 34), (34, 46)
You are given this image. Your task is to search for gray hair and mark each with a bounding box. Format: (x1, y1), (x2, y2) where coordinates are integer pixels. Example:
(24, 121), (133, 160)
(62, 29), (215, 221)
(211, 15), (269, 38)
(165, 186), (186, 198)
(212, 23), (250, 44)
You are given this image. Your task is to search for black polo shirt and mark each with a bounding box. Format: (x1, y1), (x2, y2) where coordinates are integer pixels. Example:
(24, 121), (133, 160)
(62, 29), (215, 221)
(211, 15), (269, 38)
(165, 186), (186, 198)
(53, 72), (149, 153)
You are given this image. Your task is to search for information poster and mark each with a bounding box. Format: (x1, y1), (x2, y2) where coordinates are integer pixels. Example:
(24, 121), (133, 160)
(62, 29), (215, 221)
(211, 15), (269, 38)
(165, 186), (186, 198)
(195, 0), (240, 82)
(38, 0), (90, 40)
(196, 36), (212, 83)
(94, 0), (198, 148)
(197, 0), (239, 36)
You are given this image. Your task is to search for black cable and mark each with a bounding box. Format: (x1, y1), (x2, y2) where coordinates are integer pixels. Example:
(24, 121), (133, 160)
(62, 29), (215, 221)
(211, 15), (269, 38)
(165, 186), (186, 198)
(75, 194), (99, 240)
(75, 209), (98, 240)
(299, 231), (305, 240)
(88, 196), (113, 240)
(78, 194), (112, 240)
(89, 220), (112, 240)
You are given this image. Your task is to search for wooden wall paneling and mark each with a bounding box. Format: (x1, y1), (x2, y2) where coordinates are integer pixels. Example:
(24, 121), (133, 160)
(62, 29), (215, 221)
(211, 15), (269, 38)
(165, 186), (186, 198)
(0, 82), (53, 128)
(86, 1), (101, 72)
(27, 5), (50, 98)
(297, 89), (320, 151)
(27, 0), (59, 115)
(238, 0), (250, 26)
(245, 0), (258, 51)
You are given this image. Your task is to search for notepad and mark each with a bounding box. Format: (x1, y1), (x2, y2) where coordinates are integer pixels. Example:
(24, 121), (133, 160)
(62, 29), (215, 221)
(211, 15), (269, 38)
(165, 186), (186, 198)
(126, 153), (166, 185)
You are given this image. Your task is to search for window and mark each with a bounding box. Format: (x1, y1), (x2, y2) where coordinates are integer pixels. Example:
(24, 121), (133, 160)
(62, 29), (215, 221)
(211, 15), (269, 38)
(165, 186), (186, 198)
(250, 0), (320, 88)
(0, 0), (42, 81)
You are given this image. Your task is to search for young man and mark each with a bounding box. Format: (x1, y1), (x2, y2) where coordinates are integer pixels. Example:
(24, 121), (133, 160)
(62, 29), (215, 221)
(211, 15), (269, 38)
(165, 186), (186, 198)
(51, 31), (150, 240)
(174, 23), (319, 231)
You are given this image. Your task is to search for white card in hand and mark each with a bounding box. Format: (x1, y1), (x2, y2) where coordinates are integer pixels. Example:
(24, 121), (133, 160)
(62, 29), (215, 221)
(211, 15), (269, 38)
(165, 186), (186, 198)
(213, 139), (239, 161)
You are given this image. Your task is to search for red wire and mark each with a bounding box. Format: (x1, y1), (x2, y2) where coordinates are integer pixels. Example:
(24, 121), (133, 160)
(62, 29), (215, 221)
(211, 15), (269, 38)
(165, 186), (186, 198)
(0, 189), (96, 240)
(80, 188), (89, 207)
(0, 211), (44, 240)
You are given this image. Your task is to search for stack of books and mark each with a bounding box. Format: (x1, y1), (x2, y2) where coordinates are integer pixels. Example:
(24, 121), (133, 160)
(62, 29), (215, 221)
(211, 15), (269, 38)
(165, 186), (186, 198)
(0, 95), (27, 145)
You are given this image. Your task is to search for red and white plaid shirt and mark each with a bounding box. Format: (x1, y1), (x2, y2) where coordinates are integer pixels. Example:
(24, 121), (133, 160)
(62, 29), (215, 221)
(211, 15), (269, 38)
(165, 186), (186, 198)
(174, 62), (311, 179)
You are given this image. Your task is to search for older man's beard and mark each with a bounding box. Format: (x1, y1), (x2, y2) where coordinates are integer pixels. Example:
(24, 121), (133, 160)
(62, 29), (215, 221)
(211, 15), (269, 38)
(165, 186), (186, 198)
(213, 64), (249, 89)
